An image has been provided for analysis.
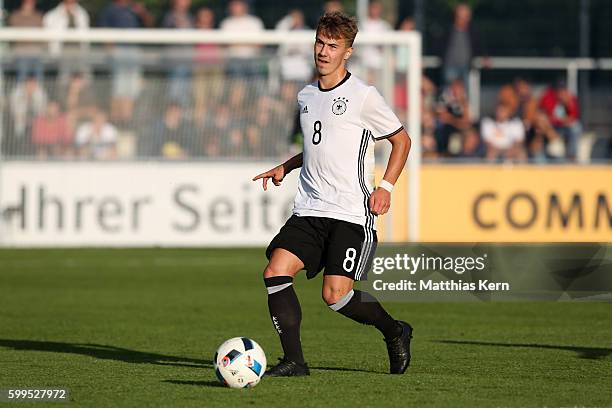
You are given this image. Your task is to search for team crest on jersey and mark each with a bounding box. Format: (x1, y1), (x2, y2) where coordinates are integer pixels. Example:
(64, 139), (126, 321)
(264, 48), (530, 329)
(332, 97), (348, 115)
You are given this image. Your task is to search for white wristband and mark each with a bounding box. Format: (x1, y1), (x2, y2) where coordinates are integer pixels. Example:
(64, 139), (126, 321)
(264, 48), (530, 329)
(379, 180), (394, 193)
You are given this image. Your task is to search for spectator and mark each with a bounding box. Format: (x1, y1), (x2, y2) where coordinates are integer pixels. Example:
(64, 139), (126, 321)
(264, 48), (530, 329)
(207, 103), (246, 157)
(275, 9), (312, 84)
(8, 0), (44, 83)
(220, 0), (264, 77)
(461, 127), (483, 159)
(248, 94), (290, 157)
(395, 17), (416, 74)
(421, 75), (437, 114)
(394, 73), (436, 118)
(99, 0), (154, 27)
(221, 79), (251, 155)
(439, 3), (484, 87)
(60, 72), (96, 121)
(162, 0), (195, 107)
(43, 0), (90, 84)
(323, 1), (343, 14)
(162, 0), (193, 28)
(480, 103), (526, 162)
(421, 109), (438, 159)
(360, 1), (392, 79)
(32, 100), (73, 158)
(75, 109), (119, 160)
(393, 72), (436, 161)
(497, 77), (540, 133)
(435, 79), (472, 156)
(145, 103), (197, 159)
(526, 112), (564, 163)
(496, 83), (519, 117)
(539, 79), (581, 161)
(193, 7), (223, 122)
(513, 78), (538, 132)
(201, 104), (231, 157)
(245, 101), (268, 157)
(98, 0), (154, 124)
(8, 76), (48, 155)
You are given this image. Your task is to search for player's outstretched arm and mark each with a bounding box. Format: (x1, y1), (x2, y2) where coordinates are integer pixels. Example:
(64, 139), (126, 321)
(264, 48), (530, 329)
(252, 153), (303, 191)
(369, 129), (411, 215)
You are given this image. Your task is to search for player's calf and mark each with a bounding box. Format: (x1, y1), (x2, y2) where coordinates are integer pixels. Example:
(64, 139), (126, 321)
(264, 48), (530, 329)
(326, 288), (412, 374)
(263, 275), (306, 367)
(326, 289), (401, 338)
(262, 249), (309, 375)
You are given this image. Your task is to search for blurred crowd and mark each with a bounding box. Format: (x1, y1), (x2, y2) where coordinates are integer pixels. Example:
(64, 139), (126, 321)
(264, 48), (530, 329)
(412, 75), (582, 163)
(394, 3), (587, 163)
(1, 0), (605, 162)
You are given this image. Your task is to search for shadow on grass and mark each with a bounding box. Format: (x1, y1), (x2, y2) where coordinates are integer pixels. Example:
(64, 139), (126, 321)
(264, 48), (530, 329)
(163, 380), (225, 387)
(0, 339), (384, 375)
(164, 366), (384, 389)
(436, 340), (612, 360)
(0, 338), (213, 368)
(310, 365), (384, 374)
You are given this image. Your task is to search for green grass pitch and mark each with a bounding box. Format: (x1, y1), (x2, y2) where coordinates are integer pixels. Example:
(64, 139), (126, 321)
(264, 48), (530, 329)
(0, 249), (610, 407)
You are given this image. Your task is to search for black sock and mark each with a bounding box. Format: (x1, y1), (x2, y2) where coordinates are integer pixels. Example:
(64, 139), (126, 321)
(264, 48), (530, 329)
(264, 276), (305, 364)
(331, 289), (402, 339)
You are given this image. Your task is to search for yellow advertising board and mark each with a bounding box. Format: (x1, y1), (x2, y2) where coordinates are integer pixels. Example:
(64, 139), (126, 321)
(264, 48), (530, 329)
(378, 165), (612, 242)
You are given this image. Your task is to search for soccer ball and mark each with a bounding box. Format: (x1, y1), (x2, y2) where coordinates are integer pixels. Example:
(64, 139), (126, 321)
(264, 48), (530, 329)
(213, 337), (267, 389)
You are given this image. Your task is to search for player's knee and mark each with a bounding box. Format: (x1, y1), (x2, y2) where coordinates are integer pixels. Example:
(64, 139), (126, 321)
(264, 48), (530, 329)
(263, 264), (282, 279)
(321, 286), (351, 306)
(263, 262), (295, 279)
(263, 248), (302, 280)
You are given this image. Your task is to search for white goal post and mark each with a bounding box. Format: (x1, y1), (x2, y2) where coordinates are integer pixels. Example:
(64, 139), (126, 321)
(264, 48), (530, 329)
(0, 28), (422, 243)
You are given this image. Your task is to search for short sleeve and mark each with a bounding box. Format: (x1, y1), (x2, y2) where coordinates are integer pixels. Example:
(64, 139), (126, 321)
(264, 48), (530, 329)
(361, 87), (403, 141)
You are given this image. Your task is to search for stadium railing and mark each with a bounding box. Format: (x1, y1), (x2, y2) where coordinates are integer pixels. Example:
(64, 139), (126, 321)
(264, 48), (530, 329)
(0, 28), (421, 159)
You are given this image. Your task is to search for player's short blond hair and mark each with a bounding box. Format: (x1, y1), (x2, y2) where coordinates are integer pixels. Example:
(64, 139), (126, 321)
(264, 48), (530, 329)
(316, 11), (359, 47)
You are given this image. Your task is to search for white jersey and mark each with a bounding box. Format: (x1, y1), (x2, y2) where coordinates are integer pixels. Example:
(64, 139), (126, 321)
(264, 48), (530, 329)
(293, 72), (403, 230)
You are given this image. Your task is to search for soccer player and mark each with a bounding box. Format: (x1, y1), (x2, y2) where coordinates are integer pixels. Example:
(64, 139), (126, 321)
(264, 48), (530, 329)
(253, 11), (412, 376)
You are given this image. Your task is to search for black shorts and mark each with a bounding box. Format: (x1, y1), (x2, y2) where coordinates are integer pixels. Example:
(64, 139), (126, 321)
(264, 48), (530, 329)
(265, 215), (377, 281)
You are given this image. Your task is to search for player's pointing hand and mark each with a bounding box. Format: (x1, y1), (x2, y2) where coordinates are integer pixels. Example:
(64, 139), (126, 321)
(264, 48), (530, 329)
(252, 164), (286, 191)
